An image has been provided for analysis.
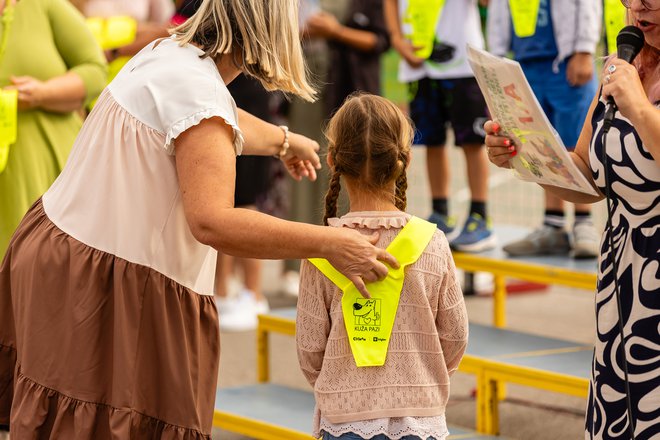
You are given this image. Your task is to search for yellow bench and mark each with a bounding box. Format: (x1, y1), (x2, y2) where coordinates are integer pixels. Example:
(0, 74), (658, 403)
(255, 309), (591, 436)
(453, 225), (597, 327)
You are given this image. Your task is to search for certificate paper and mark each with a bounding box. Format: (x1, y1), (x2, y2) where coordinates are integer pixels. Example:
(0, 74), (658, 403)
(467, 45), (598, 196)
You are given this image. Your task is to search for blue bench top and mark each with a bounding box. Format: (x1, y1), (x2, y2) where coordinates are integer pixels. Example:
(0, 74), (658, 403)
(467, 225), (597, 275)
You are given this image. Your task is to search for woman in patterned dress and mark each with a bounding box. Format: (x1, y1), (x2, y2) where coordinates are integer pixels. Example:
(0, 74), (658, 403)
(0, 0), (399, 438)
(484, 0), (659, 438)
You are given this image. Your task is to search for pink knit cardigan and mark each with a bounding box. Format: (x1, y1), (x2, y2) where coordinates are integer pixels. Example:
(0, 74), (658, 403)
(296, 212), (468, 428)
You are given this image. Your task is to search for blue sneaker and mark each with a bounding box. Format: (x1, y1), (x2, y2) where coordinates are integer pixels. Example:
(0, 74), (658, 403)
(450, 213), (497, 252)
(428, 211), (457, 237)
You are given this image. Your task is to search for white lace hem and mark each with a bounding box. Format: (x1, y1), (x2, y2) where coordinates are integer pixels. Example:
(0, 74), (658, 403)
(319, 415), (449, 440)
(165, 108), (245, 155)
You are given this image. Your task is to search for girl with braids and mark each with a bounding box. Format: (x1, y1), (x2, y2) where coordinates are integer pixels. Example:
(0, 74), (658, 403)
(296, 94), (468, 440)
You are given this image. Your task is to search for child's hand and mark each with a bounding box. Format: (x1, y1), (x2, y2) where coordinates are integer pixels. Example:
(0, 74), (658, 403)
(281, 132), (322, 181)
(391, 35), (425, 68)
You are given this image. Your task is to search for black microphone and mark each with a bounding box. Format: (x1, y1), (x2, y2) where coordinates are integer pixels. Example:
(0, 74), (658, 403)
(603, 26), (645, 132)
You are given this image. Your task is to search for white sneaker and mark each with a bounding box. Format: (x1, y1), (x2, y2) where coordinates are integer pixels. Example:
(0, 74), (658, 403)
(281, 270), (300, 297)
(218, 290), (269, 332)
(572, 222), (600, 259)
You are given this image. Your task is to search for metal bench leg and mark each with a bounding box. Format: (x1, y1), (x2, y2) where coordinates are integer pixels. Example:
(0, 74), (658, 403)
(475, 370), (487, 433)
(257, 321), (269, 383)
(493, 275), (507, 328)
(483, 374), (500, 436)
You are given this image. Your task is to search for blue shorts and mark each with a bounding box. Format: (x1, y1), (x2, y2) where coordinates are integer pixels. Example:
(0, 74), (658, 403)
(408, 77), (488, 147)
(521, 57), (597, 149)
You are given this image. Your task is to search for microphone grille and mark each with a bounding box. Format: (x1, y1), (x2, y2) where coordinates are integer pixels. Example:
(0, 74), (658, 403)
(617, 25), (645, 51)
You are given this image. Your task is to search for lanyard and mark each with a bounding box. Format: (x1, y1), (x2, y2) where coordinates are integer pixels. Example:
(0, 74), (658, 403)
(509, 0), (541, 38)
(402, 0), (446, 59)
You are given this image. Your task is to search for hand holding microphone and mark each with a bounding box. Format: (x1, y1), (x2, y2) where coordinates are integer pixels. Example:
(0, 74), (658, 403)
(602, 26), (646, 131)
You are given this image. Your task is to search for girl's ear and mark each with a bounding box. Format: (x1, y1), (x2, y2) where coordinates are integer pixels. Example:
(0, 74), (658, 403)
(326, 153), (334, 169)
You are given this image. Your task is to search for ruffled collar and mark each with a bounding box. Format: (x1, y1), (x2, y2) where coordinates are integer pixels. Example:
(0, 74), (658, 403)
(328, 211), (412, 229)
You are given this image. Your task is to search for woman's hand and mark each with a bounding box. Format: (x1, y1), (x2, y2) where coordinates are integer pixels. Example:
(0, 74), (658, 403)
(484, 120), (517, 168)
(327, 228), (400, 299)
(281, 132), (322, 182)
(602, 58), (653, 124)
(6, 76), (47, 111)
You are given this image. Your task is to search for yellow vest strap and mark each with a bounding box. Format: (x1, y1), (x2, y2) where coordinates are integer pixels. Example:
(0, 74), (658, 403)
(509, 0), (541, 38)
(309, 216), (437, 367)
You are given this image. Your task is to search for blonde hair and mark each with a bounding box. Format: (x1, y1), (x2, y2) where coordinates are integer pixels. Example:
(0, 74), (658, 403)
(171, 0), (316, 102)
(323, 94), (414, 225)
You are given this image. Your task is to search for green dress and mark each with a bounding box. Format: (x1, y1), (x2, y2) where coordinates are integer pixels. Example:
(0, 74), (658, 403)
(0, 0), (106, 257)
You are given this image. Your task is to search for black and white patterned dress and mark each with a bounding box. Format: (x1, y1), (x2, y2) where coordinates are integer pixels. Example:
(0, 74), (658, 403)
(586, 98), (660, 439)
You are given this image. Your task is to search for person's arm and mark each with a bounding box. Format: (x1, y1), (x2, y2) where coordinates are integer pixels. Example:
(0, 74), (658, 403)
(237, 108), (322, 181)
(566, 0), (601, 86)
(8, 0), (107, 112)
(483, 93), (604, 204)
(434, 235), (468, 376)
(296, 260), (330, 387)
(306, 12), (378, 52)
(383, 0), (424, 68)
(175, 117), (399, 298)
(603, 58), (660, 165)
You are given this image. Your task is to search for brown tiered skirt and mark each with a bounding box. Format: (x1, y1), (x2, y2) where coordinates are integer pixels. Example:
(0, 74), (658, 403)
(0, 200), (220, 439)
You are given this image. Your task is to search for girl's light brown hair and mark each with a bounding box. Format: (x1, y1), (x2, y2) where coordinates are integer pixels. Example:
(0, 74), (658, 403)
(323, 93), (414, 225)
(171, 0), (316, 102)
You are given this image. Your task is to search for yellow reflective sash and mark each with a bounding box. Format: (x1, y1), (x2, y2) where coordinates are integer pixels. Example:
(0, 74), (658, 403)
(509, 0), (541, 38)
(309, 216), (437, 367)
(402, 0), (445, 59)
(604, 0), (627, 54)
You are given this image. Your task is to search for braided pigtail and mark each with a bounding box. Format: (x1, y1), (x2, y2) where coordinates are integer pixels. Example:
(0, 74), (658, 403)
(394, 152), (408, 211)
(323, 170), (342, 226)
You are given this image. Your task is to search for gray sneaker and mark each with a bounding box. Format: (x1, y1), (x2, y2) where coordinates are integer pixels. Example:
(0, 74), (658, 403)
(503, 226), (570, 256)
(572, 222), (600, 259)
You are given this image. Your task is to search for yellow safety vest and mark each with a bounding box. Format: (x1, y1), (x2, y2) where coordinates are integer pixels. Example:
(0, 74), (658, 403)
(402, 0), (445, 59)
(309, 216), (437, 367)
(604, 0), (627, 54)
(509, 0), (541, 38)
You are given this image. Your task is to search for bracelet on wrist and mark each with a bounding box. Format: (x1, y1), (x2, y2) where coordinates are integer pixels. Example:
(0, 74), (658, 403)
(276, 125), (290, 159)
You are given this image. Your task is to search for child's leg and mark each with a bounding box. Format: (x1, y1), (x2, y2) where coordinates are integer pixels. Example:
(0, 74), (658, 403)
(444, 78), (495, 252)
(408, 78), (453, 233)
